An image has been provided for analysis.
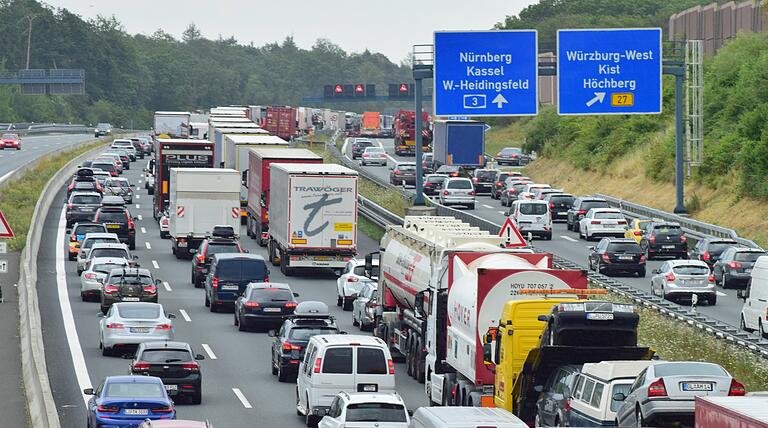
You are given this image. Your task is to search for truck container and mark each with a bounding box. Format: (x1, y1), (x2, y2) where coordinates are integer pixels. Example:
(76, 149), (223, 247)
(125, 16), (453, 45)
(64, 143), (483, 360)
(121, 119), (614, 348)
(189, 122), (209, 140)
(153, 139), (215, 220)
(168, 168), (240, 258)
(268, 163), (358, 276)
(432, 120), (486, 168)
(265, 106), (297, 140)
(208, 122), (265, 166)
(695, 396), (768, 428)
(247, 105), (267, 127)
(296, 107), (313, 134)
(368, 216), (588, 409)
(361, 112), (381, 136)
(153, 111), (191, 138)
(380, 114), (394, 137)
(222, 134), (290, 224)
(394, 110), (432, 156)
(333, 110), (346, 131)
(246, 148), (323, 246)
(210, 106), (247, 117)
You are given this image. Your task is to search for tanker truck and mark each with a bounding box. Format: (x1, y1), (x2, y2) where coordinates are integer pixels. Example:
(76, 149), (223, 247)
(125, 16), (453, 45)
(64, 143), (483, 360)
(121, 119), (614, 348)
(366, 216), (589, 408)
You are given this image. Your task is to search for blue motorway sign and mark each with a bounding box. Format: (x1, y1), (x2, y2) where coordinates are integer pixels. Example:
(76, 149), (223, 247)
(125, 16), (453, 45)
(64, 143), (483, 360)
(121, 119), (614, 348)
(434, 31), (538, 117)
(557, 28), (662, 115)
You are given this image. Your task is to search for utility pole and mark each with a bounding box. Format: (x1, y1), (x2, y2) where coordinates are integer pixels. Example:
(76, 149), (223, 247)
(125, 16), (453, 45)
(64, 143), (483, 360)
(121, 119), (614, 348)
(22, 15), (37, 70)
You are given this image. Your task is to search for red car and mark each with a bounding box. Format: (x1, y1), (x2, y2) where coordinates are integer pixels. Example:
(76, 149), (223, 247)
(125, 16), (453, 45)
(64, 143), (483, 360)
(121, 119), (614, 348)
(1, 133), (21, 150)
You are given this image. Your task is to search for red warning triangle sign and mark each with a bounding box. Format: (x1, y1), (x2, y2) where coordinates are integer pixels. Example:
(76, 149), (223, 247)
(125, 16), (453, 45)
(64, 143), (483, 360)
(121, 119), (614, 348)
(499, 217), (526, 248)
(0, 209), (14, 239)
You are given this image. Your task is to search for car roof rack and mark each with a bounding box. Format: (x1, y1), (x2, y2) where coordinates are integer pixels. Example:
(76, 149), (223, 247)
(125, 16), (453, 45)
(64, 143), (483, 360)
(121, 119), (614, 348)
(211, 225), (236, 238)
(292, 301), (332, 319)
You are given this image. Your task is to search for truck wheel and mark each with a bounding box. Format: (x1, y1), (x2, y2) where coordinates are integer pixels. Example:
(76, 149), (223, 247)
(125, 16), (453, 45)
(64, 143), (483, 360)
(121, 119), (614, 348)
(268, 241), (279, 266)
(257, 223), (267, 247)
(280, 249), (292, 276)
(416, 339), (426, 383)
(246, 218), (253, 238)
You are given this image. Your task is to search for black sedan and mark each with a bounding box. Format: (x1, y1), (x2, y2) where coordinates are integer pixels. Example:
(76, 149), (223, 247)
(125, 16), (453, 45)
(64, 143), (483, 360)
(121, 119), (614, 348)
(423, 174), (448, 196)
(588, 238), (646, 277)
(234, 282), (299, 331)
(129, 341), (205, 404)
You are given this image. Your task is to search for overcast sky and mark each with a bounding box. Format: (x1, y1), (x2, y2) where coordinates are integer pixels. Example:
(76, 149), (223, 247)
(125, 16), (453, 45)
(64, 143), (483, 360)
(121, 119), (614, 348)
(42, 0), (536, 63)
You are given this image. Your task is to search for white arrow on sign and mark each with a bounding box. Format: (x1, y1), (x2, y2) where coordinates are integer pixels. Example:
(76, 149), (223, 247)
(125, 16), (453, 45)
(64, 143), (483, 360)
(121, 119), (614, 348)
(492, 93), (508, 109)
(585, 92), (606, 107)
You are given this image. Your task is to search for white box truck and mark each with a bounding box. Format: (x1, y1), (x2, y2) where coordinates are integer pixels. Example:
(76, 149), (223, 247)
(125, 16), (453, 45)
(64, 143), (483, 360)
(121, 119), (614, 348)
(169, 168), (241, 259)
(268, 163), (358, 276)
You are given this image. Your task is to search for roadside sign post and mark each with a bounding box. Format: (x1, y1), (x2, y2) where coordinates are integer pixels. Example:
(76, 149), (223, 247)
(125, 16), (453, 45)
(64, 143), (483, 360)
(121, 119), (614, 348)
(433, 30), (538, 117)
(0, 240), (6, 303)
(557, 28), (662, 115)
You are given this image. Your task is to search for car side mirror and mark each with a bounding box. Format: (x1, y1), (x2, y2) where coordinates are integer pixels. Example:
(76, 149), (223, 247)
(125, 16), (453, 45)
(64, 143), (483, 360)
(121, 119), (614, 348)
(83, 388), (95, 395)
(154, 279), (161, 286)
(533, 385), (544, 393)
(613, 392), (627, 401)
(587, 246), (595, 251)
(482, 343), (493, 363)
(652, 269), (660, 274)
(267, 330), (276, 337)
(408, 409), (414, 416)
(738, 289), (749, 301)
(195, 354), (205, 360)
(537, 315), (549, 322)
(97, 313), (105, 318)
(293, 292), (300, 297)
(167, 313), (176, 319)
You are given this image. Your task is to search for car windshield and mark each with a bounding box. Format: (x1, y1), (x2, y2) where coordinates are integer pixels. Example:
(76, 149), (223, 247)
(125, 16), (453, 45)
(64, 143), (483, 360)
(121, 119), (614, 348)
(140, 349), (192, 363)
(501, 147), (522, 155)
(105, 382), (164, 398)
(610, 383), (632, 412)
(93, 263), (127, 274)
(92, 249), (127, 258)
(594, 212), (623, 219)
(109, 275), (152, 285)
(117, 305), (161, 320)
(72, 195), (101, 204)
(735, 252), (766, 262)
(250, 288), (293, 302)
(288, 327), (338, 341)
(1, 133), (17, 139)
(519, 203), (547, 215)
(608, 243), (641, 252)
(207, 243), (240, 256)
(672, 265), (710, 275)
(654, 363), (727, 377)
(345, 403), (408, 422)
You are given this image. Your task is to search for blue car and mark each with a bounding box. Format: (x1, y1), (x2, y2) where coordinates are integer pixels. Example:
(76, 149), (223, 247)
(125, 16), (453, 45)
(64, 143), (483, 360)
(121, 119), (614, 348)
(85, 375), (176, 427)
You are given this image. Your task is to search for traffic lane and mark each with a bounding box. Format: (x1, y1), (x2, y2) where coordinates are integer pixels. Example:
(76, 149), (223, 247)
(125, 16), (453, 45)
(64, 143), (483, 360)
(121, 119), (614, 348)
(42, 161), (426, 428)
(0, 133), (97, 182)
(344, 138), (416, 188)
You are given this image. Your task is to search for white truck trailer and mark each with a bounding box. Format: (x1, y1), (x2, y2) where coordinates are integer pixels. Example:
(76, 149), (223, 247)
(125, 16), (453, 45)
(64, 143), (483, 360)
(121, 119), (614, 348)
(369, 216), (588, 407)
(168, 168), (241, 259)
(267, 163), (358, 276)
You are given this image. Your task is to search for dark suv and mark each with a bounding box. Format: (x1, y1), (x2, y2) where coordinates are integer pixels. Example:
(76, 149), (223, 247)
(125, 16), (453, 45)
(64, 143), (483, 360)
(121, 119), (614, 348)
(94, 197), (137, 250)
(639, 222), (688, 260)
(130, 341), (205, 404)
(191, 236), (244, 288)
(66, 192), (102, 227)
(471, 169), (499, 195)
(534, 365), (582, 427)
(269, 301), (339, 382)
(491, 172), (514, 199)
(100, 268), (159, 314)
(435, 164), (470, 179)
(351, 140), (374, 159)
(543, 193), (575, 222)
(566, 197), (610, 231)
(234, 282), (299, 331)
(389, 162), (417, 185)
(204, 253), (270, 312)
(689, 237), (739, 268)
(713, 247), (766, 289)
(588, 238), (646, 277)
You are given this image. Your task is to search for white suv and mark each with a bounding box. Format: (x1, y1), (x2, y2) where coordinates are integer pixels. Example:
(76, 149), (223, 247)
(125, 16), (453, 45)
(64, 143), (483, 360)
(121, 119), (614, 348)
(578, 208), (628, 241)
(438, 177), (475, 209)
(317, 392), (409, 427)
(297, 335), (396, 426)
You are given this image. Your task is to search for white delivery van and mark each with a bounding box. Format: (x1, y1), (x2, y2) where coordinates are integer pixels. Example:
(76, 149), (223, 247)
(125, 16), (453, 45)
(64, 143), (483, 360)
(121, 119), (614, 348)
(510, 200), (552, 240)
(740, 256), (768, 336)
(409, 407), (527, 428)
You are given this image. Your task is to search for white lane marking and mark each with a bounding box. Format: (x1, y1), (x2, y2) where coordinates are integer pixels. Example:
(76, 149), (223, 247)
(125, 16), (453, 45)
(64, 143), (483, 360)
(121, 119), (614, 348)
(162, 281), (172, 292)
(56, 207), (93, 406)
(141, 227), (147, 234)
(145, 242), (151, 250)
(202, 344), (217, 360)
(497, 211), (506, 215)
(152, 260), (159, 269)
(135, 194), (140, 200)
(560, 235), (578, 242)
(232, 388), (253, 409)
(373, 139), (399, 163)
(179, 309), (191, 322)
(138, 180), (142, 184)
(716, 291), (728, 297)
(482, 204), (493, 209)
(135, 204), (140, 209)
(137, 214), (143, 221)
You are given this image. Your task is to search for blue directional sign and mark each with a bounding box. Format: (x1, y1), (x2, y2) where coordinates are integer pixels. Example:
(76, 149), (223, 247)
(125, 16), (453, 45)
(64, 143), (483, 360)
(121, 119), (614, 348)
(434, 31), (538, 117)
(557, 28), (662, 115)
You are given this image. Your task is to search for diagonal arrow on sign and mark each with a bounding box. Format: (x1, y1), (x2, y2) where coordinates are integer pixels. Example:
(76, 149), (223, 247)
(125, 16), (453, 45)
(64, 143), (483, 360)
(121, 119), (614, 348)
(585, 92), (606, 107)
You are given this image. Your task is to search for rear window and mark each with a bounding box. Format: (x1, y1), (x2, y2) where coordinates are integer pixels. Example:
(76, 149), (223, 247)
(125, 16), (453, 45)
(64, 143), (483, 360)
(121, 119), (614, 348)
(582, 201), (609, 211)
(365, 147), (384, 153)
(707, 242), (737, 254)
(322, 347), (353, 374)
(397, 164), (416, 171)
(447, 180), (472, 189)
(217, 259), (267, 282)
(288, 327), (338, 341)
(116, 305), (160, 319)
(653, 225), (682, 234)
(98, 211), (127, 223)
(594, 212), (624, 220)
(608, 243), (641, 252)
(206, 243), (240, 257)
(75, 225), (104, 235)
(354, 141), (373, 148)
(735, 252), (765, 262)
(519, 203), (547, 215)
(551, 196), (575, 205)
(92, 248), (128, 259)
(653, 363), (727, 377)
(92, 163), (115, 172)
(356, 347), (387, 375)
(474, 170), (497, 180)
(72, 195), (101, 204)
(346, 403), (407, 423)
(672, 265), (709, 275)
(105, 382), (164, 398)
(108, 275), (151, 285)
(426, 176), (446, 183)
(93, 263), (126, 274)
(250, 288), (292, 302)
(83, 238), (115, 249)
(140, 349), (192, 363)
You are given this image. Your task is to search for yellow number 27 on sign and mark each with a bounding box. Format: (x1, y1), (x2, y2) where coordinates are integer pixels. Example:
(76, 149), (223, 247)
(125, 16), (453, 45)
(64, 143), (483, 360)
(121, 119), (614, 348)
(611, 93), (634, 107)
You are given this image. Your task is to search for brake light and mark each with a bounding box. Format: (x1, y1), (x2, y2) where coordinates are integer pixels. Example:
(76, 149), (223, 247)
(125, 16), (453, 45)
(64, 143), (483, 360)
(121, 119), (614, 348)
(153, 405), (174, 414)
(639, 254), (646, 263)
(549, 203), (555, 209)
(212, 277), (218, 288)
(468, 190), (475, 196)
(443, 190), (449, 196)
(665, 272), (676, 282)
(368, 302), (377, 309)
(496, 182), (502, 187)
(284, 302), (298, 308)
(282, 343), (301, 352)
(708, 274), (715, 283)
(388, 359), (395, 374)
(728, 261), (743, 269)
(649, 234), (656, 243)
(196, 255), (205, 264)
(70, 233), (77, 242)
(181, 362), (200, 372)
(143, 284), (157, 294)
(591, 220), (601, 224)
(313, 357), (322, 373)
(472, 177), (478, 183)
(126, 214), (134, 229)
(634, 230), (643, 236)
(647, 378), (667, 397)
(450, 172), (458, 177)
(347, 276), (359, 282)
(67, 182), (75, 191)
(106, 322), (124, 329)
(577, 210), (587, 215)
(83, 272), (97, 280)
(67, 203), (74, 210)
(132, 362), (151, 370)
(155, 323), (171, 330)
(728, 379), (746, 396)
(393, 169), (400, 174)
(602, 254), (611, 263)
(103, 285), (118, 294)
(702, 252), (710, 261)
(97, 404), (119, 413)
(680, 234), (687, 243)
(618, 220), (627, 225)
(565, 399), (571, 412)
(244, 301), (259, 308)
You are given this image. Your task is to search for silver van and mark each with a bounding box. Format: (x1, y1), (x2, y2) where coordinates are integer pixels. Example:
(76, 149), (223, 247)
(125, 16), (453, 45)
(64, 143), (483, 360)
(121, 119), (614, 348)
(409, 407), (527, 428)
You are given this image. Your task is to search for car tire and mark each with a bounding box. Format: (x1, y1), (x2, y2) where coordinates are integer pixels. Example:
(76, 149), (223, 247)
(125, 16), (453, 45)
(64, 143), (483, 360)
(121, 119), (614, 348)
(545, 232), (552, 240)
(352, 315), (359, 327)
(708, 294), (717, 305)
(635, 407), (645, 427)
(101, 341), (111, 357)
(100, 305), (108, 315)
(68, 253), (76, 261)
(467, 204), (475, 210)
(204, 293), (210, 307)
(342, 300), (352, 311)
(271, 355), (278, 375)
(637, 267), (646, 278)
(238, 314), (246, 332)
(190, 387), (202, 405)
(277, 363), (289, 383)
(741, 315), (755, 333)
(148, 187), (154, 195)
(128, 239), (135, 251)
(760, 321), (767, 339)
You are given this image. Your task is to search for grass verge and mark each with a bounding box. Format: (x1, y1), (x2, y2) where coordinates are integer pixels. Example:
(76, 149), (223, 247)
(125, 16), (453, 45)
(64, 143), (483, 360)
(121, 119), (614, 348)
(0, 138), (111, 251)
(359, 216), (385, 242)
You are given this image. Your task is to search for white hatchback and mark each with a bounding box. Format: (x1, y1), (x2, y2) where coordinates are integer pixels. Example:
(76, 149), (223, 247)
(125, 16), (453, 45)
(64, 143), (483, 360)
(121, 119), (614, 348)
(438, 177), (475, 209)
(579, 208), (628, 241)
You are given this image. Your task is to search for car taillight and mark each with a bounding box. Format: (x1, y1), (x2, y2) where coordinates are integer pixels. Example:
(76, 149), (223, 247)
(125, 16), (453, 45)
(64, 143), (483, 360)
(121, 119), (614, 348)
(363, 154), (369, 157)
(577, 210), (587, 215)
(468, 190), (475, 196)
(313, 357), (322, 373)
(103, 285), (118, 294)
(244, 301), (260, 308)
(70, 233), (77, 242)
(83, 272), (96, 280)
(591, 220), (601, 224)
(347, 277), (359, 282)
(153, 405), (174, 414)
(67, 203), (74, 210)
(393, 169), (400, 174)
(565, 399), (571, 412)
(729, 379), (746, 396)
(67, 182), (75, 191)
(97, 404), (119, 413)
(155, 323), (171, 330)
(708, 274), (715, 283)
(282, 343), (301, 352)
(634, 230), (643, 236)
(212, 277), (218, 288)
(132, 362), (151, 370)
(511, 154), (519, 158)
(665, 272), (676, 282)
(450, 172), (458, 177)
(680, 234), (687, 243)
(106, 322), (124, 329)
(649, 234), (656, 243)
(618, 220), (627, 225)
(181, 362), (200, 372)
(143, 284), (157, 294)
(702, 252), (710, 261)
(728, 261), (742, 269)
(639, 254), (646, 263)
(496, 182), (502, 187)
(443, 190), (449, 196)
(472, 177), (478, 183)
(602, 254), (611, 263)
(647, 378), (667, 397)
(368, 302), (377, 309)
(285, 302), (298, 308)
(388, 359), (395, 374)
(549, 203), (555, 209)
(196, 255), (205, 264)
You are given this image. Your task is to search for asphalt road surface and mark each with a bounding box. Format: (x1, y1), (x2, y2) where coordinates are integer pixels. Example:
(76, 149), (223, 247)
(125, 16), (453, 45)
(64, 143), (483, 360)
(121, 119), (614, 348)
(37, 157), (427, 427)
(0, 133), (98, 183)
(346, 137), (745, 329)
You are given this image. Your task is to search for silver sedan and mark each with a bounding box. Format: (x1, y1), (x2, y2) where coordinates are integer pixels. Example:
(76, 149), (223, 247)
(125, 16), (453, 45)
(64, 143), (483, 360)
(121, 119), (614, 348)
(98, 302), (175, 357)
(79, 257), (130, 302)
(650, 259), (716, 305)
(352, 281), (377, 331)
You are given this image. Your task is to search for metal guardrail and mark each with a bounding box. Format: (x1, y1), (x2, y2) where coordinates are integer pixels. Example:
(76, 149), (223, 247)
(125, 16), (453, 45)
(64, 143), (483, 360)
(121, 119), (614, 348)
(595, 193), (762, 249)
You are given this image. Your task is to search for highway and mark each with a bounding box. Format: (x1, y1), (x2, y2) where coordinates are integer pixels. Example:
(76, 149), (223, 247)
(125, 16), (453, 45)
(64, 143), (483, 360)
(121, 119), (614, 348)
(0, 133), (98, 183)
(346, 137), (745, 329)
(36, 160), (427, 427)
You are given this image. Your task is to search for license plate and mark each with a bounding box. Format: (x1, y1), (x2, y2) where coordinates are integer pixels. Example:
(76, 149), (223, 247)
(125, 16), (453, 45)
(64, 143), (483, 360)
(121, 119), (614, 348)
(314, 256), (331, 261)
(178, 241), (187, 247)
(123, 297), (140, 302)
(618, 256), (634, 261)
(662, 245), (675, 249)
(358, 384), (378, 392)
(130, 327), (150, 333)
(682, 382), (713, 391)
(558, 212), (567, 215)
(124, 409), (148, 415)
(586, 313), (614, 320)
(164, 384), (178, 391)
(263, 307), (281, 313)
(106, 224), (120, 229)
(222, 285), (239, 291)
(745, 269), (752, 273)
(81, 207), (93, 212)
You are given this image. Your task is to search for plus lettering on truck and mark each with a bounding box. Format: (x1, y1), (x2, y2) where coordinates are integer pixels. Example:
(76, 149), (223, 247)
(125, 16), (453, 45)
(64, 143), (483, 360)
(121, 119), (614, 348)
(153, 139), (214, 220)
(268, 163), (358, 276)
